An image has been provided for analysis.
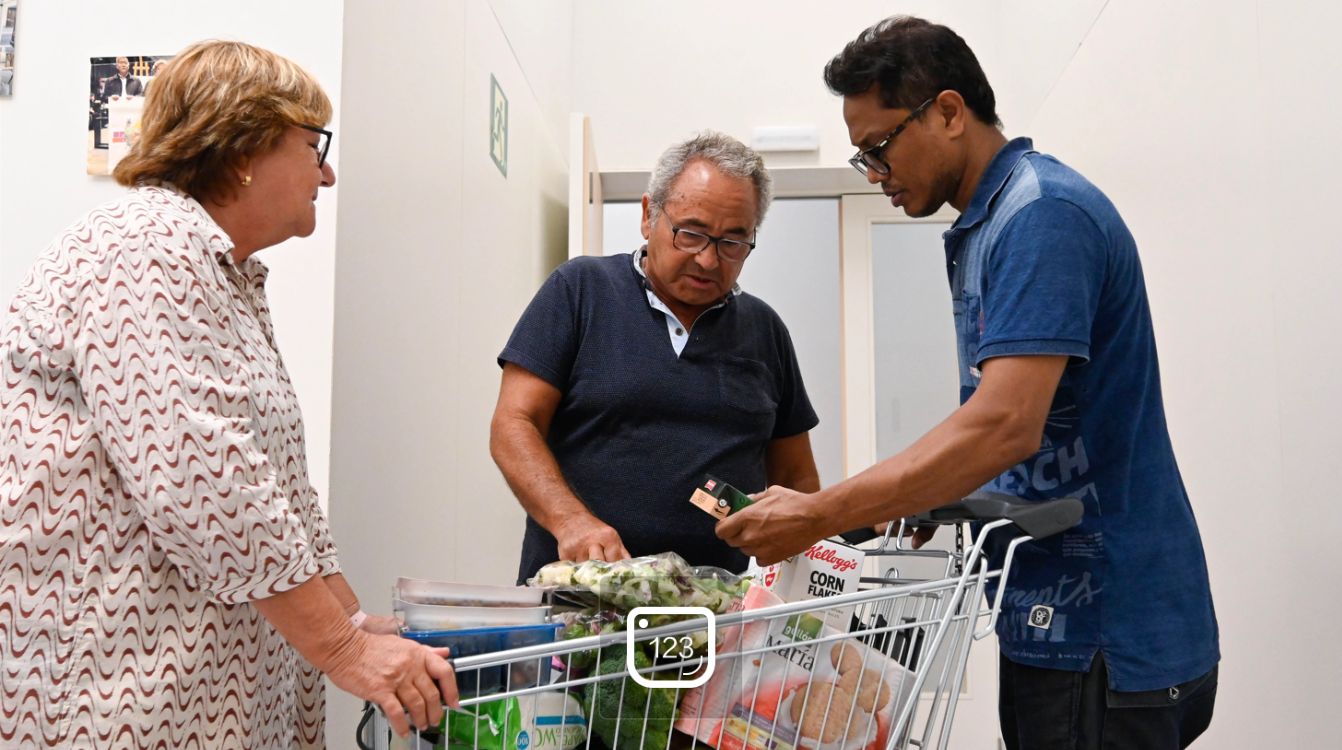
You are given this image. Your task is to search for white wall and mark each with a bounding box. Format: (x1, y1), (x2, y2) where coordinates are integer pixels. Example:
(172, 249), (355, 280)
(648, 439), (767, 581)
(491, 0), (575, 144)
(1022, 1), (1342, 746)
(570, 0), (979, 169)
(328, 0), (572, 744)
(0, 0), (343, 511)
(570, 0), (1105, 171)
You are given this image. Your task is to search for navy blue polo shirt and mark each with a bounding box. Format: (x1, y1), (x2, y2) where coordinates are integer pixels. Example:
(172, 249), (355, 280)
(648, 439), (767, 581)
(499, 252), (818, 583)
(946, 137), (1220, 690)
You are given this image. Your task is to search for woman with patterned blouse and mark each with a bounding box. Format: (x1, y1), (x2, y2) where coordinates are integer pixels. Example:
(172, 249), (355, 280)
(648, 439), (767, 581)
(0, 41), (456, 747)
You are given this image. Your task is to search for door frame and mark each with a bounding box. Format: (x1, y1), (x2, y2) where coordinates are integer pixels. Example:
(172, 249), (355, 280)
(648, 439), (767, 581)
(568, 113), (604, 258)
(839, 194), (958, 476)
(839, 195), (996, 724)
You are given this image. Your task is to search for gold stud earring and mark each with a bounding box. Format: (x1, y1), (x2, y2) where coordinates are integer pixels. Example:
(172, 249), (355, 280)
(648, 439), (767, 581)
(241, 175), (252, 186)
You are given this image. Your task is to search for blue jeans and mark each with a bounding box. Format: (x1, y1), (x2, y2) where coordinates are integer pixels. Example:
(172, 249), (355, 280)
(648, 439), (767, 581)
(999, 652), (1217, 749)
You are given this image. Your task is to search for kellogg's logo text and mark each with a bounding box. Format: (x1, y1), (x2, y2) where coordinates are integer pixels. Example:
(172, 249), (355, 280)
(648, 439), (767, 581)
(804, 545), (859, 573)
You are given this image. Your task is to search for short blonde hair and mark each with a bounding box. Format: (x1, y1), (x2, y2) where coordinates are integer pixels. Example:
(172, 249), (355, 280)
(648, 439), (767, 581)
(113, 40), (332, 202)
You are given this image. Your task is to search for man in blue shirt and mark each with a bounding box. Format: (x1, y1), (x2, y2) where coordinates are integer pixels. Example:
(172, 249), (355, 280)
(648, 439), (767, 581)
(718, 16), (1219, 749)
(492, 132), (821, 583)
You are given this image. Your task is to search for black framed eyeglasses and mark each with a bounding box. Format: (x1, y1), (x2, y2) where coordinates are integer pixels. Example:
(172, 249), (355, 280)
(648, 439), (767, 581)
(299, 124), (333, 169)
(669, 223), (756, 263)
(847, 97), (936, 178)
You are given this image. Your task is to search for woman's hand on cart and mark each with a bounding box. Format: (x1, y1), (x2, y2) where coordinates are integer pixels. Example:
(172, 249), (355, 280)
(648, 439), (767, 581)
(325, 633), (461, 737)
(356, 613), (403, 635)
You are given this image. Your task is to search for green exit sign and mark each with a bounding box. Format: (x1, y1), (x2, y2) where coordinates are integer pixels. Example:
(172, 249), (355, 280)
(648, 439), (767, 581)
(490, 74), (508, 177)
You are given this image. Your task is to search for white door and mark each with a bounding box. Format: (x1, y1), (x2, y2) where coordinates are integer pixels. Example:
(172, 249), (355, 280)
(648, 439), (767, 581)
(568, 113), (603, 258)
(840, 193), (1002, 749)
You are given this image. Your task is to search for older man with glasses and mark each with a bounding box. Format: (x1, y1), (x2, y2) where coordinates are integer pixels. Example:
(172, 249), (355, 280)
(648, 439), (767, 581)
(491, 131), (821, 583)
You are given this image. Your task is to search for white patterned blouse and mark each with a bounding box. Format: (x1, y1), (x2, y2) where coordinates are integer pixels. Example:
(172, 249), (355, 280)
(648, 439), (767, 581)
(1, 185), (340, 748)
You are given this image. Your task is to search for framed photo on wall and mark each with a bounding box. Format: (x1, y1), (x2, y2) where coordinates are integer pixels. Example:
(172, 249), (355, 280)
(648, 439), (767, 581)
(87, 54), (171, 176)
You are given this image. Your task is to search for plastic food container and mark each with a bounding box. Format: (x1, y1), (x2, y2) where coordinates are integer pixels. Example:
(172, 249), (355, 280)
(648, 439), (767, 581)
(393, 598), (551, 631)
(403, 623), (563, 697)
(394, 578), (546, 607)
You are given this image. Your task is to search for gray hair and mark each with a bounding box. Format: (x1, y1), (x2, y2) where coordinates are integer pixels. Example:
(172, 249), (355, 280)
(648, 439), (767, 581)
(646, 131), (773, 228)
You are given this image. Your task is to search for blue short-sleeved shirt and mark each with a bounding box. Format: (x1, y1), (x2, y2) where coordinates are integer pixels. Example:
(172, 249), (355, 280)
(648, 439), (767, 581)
(499, 252), (818, 582)
(946, 138), (1219, 691)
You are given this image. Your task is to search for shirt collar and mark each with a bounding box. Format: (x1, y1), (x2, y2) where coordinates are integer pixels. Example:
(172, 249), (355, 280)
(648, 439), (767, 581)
(136, 183), (268, 286)
(631, 245), (742, 298)
(949, 137), (1035, 233)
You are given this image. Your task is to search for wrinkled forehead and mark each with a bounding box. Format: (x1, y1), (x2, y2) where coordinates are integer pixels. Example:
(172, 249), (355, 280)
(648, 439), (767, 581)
(662, 187), (758, 234)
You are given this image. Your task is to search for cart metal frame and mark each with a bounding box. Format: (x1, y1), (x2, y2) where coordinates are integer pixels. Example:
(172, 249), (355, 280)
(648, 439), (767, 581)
(358, 496), (1081, 750)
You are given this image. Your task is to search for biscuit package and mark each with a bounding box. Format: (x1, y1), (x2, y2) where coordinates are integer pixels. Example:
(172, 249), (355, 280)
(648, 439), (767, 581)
(676, 586), (916, 750)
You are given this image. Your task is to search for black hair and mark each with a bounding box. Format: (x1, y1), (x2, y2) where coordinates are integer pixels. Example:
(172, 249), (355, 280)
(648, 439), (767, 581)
(824, 16), (1001, 128)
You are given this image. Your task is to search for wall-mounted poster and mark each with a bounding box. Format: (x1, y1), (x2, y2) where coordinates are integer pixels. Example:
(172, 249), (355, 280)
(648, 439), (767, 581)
(87, 54), (171, 176)
(0, 0), (18, 97)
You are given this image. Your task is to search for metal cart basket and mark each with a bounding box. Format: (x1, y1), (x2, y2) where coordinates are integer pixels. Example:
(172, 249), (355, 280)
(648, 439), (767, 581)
(358, 495), (1081, 750)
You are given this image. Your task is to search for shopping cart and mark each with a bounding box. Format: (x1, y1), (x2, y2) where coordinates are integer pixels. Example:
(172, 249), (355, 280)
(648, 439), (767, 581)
(356, 494), (1081, 750)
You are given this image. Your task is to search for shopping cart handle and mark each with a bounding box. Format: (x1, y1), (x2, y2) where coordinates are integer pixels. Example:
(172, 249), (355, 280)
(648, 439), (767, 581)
(838, 526), (881, 544)
(913, 493), (1083, 540)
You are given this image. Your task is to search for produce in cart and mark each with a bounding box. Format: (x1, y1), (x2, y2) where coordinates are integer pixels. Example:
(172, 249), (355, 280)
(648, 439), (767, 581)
(584, 645), (678, 750)
(537, 552), (747, 674)
(530, 552), (748, 750)
(531, 552), (749, 614)
(554, 608), (625, 672)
